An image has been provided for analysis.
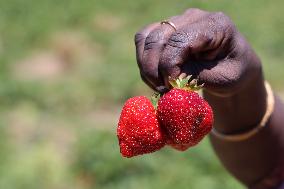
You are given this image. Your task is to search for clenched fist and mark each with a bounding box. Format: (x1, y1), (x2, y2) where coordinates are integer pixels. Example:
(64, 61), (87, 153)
(134, 8), (262, 96)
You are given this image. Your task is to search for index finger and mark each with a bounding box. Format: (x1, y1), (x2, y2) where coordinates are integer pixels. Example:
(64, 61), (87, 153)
(134, 23), (161, 90)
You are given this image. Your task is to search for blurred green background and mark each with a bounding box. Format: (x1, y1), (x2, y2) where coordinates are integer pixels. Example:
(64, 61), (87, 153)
(0, 0), (283, 188)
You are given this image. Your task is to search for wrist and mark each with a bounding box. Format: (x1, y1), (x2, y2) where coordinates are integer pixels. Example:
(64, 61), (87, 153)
(211, 81), (274, 141)
(203, 67), (267, 134)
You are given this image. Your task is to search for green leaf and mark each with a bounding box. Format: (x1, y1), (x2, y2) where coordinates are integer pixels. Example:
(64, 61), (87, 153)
(179, 75), (191, 88)
(169, 78), (178, 88)
(151, 93), (160, 109)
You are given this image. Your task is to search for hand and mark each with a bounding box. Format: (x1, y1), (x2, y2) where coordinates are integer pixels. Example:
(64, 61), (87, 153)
(134, 8), (262, 96)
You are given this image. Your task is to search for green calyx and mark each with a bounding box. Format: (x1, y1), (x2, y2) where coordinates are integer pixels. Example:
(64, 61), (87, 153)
(150, 93), (160, 109)
(169, 75), (204, 91)
(150, 75), (203, 109)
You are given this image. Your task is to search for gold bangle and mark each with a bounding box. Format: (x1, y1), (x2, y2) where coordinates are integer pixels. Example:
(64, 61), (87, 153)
(211, 81), (275, 142)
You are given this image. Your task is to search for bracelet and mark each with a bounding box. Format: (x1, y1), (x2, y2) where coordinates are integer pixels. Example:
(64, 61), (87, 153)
(211, 81), (275, 142)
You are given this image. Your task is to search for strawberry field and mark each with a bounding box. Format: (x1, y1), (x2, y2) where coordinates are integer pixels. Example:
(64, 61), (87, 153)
(0, 0), (283, 188)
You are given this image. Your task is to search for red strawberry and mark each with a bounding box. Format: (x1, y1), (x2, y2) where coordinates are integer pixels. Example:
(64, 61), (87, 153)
(117, 96), (166, 158)
(157, 75), (213, 151)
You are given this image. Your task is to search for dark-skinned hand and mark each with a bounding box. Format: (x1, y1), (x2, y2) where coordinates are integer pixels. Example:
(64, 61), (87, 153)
(134, 8), (262, 97)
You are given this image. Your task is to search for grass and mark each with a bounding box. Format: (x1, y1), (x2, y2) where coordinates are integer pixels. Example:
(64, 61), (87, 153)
(73, 130), (242, 189)
(0, 0), (283, 188)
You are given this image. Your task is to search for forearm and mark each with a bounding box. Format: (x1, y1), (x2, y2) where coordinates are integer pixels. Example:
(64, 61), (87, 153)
(204, 70), (284, 186)
(134, 8), (284, 186)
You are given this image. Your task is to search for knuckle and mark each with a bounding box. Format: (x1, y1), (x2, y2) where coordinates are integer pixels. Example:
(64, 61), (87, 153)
(208, 12), (235, 33)
(168, 31), (188, 48)
(212, 12), (233, 26)
(144, 30), (165, 50)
